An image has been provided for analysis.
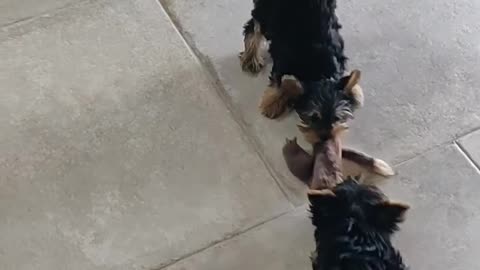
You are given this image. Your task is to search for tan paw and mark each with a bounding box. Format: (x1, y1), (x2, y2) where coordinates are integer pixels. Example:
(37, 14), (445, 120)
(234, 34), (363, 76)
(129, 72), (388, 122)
(259, 86), (288, 119)
(239, 51), (264, 74)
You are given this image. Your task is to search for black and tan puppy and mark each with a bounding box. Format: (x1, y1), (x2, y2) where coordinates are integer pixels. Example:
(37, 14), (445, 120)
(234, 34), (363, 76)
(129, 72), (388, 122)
(281, 75), (394, 186)
(308, 179), (409, 270)
(240, 0), (363, 119)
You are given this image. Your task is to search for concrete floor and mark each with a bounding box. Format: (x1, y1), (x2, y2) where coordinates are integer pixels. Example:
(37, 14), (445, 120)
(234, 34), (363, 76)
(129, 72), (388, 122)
(1, 0), (479, 269)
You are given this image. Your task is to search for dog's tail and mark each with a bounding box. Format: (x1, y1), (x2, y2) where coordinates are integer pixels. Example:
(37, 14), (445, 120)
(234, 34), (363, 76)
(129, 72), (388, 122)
(341, 148), (395, 178)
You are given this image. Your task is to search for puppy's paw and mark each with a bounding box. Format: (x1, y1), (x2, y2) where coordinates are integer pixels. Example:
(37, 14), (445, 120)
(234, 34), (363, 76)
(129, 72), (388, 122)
(373, 159), (395, 177)
(259, 86), (288, 119)
(239, 51), (264, 75)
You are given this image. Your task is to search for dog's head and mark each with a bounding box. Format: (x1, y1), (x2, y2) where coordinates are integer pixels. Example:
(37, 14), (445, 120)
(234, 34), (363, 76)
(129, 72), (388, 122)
(308, 178), (409, 234)
(295, 70), (363, 145)
(308, 179), (409, 270)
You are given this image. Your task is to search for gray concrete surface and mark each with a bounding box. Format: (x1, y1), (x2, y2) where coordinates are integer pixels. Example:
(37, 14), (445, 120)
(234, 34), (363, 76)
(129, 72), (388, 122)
(1, 0), (480, 269)
(382, 145), (480, 270)
(166, 206), (314, 270)
(0, 1), (290, 269)
(0, 0), (77, 26)
(459, 129), (480, 167)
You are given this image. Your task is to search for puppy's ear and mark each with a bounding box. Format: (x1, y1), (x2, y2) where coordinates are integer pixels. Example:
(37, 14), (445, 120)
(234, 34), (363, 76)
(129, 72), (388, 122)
(341, 70), (361, 90)
(339, 70), (364, 107)
(370, 201), (409, 233)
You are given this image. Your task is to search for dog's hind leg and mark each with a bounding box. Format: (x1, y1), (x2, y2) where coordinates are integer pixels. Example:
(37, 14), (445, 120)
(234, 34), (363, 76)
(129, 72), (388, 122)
(240, 19), (265, 74)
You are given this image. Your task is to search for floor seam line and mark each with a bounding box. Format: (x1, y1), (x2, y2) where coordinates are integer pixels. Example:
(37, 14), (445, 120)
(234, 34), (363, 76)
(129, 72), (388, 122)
(454, 141), (480, 173)
(0, 0), (99, 29)
(392, 126), (480, 168)
(149, 207), (301, 270)
(156, 0), (296, 206)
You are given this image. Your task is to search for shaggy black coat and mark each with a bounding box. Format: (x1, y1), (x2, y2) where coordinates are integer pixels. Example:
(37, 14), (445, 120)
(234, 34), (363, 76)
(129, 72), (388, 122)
(309, 179), (409, 270)
(244, 0), (357, 128)
(245, 0), (347, 83)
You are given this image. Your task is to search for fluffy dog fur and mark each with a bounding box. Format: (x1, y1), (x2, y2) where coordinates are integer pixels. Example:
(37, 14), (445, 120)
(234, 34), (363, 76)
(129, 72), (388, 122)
(308, 179), (409, 270)
(241, 0), (363, 119)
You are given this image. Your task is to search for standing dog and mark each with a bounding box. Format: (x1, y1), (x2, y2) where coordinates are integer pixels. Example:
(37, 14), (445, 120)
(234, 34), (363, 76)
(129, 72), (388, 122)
(240, 0), (363, 120)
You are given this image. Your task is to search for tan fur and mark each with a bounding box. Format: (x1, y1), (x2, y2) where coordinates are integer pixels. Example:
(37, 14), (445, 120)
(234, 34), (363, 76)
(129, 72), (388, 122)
(259, 76), (304, 119)
(307, 189), (336, 197)
(296, 124), (321, 144)
(259, 85), (289, 118)
(385, 201), (410, 209)
(345, 70), (361, 90)
(344, 70), (364, 108)
(297, 123), (347, 149)
(240, 21), (264, 74)
(332, 123), (348, 159)
(350, 84), (364, 107)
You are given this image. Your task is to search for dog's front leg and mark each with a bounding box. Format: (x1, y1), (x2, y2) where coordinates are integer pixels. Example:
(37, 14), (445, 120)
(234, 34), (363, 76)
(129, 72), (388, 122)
(259, 74), (303, 119)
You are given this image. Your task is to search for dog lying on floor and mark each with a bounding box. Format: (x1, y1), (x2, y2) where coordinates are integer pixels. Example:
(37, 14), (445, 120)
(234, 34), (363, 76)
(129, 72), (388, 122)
(240, 0), (363, 119)
(308, 179), (409, 270)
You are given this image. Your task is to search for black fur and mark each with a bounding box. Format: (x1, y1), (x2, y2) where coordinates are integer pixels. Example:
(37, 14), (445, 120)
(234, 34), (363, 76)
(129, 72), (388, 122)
(246, 0), (347, 82)
(244, 0), (357, 128)
(309, 179), (409, 270)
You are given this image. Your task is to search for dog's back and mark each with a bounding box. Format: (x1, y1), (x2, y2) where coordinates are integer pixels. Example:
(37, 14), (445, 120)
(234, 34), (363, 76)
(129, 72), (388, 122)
(252, 0), (347, 81)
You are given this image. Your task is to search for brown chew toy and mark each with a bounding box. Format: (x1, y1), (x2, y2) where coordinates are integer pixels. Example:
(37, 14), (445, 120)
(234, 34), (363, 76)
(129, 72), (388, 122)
(282, 123), (395, 189)
(282, 137), (314, 186)
(310, 137), (343, 189)
(282, 135), (342, 190)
